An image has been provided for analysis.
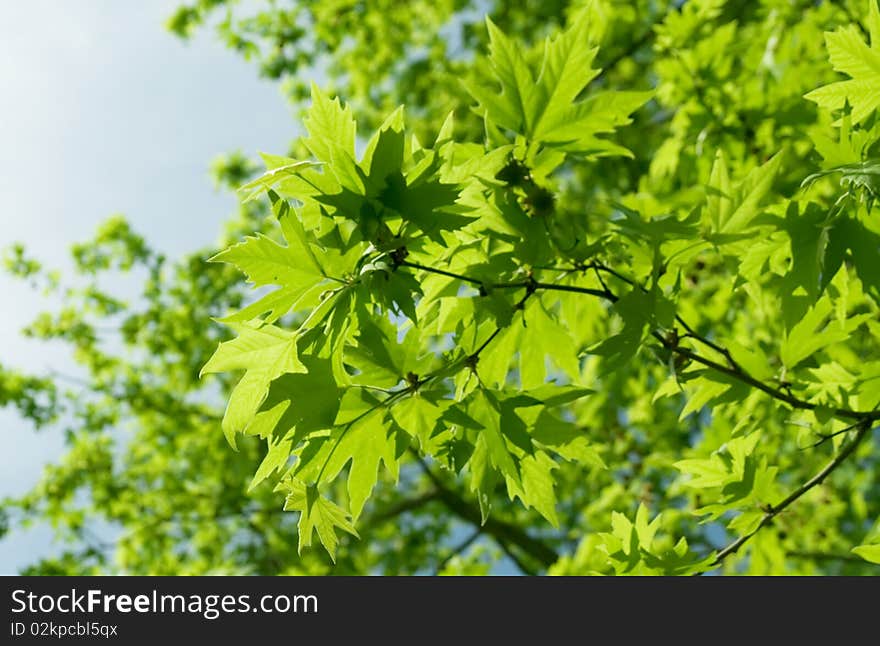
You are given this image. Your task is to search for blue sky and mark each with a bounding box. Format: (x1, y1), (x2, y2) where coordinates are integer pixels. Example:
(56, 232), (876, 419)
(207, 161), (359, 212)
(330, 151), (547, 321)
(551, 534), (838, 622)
(0, 0), (298, 573)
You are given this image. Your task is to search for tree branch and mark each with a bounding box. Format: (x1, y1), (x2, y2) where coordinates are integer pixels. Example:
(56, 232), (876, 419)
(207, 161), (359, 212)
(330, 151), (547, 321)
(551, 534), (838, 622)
(364, 490), (441, 526)
(591, 2), (672, 86)
(712, 421), (872, 568)
(661, 342), (873, 422)
(412, 453), (559, 572)
(433, 528), (483, 575)
(399, 249), (878, 573)
(397, 260), (485, 287)
(399, 260), (880, 423)
(786, 550), (879, 566)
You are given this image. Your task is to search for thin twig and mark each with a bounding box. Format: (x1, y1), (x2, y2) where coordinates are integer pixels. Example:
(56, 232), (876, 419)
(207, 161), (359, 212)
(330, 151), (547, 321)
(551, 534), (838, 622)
(397, 260), (483, 287)
(664, 341), (872, 422)
(807, 419), (864, 449)
(412, 452), (559, 571)
(433, 528), (483, 575)
(712, 422), (872, 567)
(364, 490), (441, 526)
(399, 259), (880, 423)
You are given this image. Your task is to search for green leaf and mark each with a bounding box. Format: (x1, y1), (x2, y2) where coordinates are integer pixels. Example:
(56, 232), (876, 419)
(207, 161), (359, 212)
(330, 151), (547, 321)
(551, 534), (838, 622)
(590, 288), (662, 369)
(528, 14), (599, 140)
(777, 202), (832, 301)
(704, 150), (784, 234)
(675, 455), (731, 489)
(201, 324), (306, 376)
(360, 107), (407, 193)
(451, 388), (569, 524)
(833, 213), (880, 302)
(465, 11), (648, 155)
(852, 542), (880, 563)
(536, 90), (651, 157)
(279, 478), (359, 562)
(210, 233), (319, 289)
(211, 192), (328, 323)
(531, 410), (604, 468)
(391, 394), (443, 441)
(780, 295), (870, 368)
(805, 1), (880, 123)
(201, 324), (308, 445)
(465, 17), (535, 134)
(514, 452), (559, 526)
(463, 389), (523, 488)
(303, 84), (364, 192)
(244, 355), (342, 491)
(317, 390), (400, 520)
(250, 428), (293, 491)
(237, 158), (322, 203)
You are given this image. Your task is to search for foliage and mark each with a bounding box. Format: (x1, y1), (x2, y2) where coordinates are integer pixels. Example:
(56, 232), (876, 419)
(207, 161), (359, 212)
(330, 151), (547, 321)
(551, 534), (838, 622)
(4, 0), (880, 575)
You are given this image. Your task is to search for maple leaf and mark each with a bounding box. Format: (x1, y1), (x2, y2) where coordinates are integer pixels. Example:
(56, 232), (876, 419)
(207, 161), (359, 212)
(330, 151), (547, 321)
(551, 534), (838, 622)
(805, 0), (880, 123)
(278, 478), (359, 562)
(464, 11), (650, 156)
